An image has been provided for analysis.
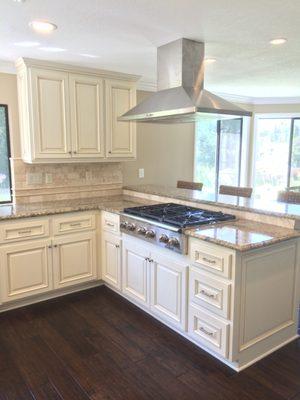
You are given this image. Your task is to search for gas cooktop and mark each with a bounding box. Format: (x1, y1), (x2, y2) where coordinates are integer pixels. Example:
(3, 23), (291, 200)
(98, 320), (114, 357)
(123, 203), (236, 229)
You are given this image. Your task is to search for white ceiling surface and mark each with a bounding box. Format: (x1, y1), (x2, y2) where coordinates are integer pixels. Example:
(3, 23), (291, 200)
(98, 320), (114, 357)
(1, 0), (300, 98)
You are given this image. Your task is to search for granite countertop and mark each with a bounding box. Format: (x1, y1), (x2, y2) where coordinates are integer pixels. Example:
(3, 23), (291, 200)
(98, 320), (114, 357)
(185, 220), (300, 251)
(0, 194), (299, 251)
(0, 195), (155, 220)
(123, 184), (300, 221)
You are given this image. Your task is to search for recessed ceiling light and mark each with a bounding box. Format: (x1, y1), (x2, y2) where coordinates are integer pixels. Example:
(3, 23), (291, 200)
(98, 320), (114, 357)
(79, 53), (99, 58)
(204, 58), (216, 64)
(14, 41), (40, 47)
(39, 47), (65, 52)
(270, 38), (287, 45)
(29, 20), (57, 34)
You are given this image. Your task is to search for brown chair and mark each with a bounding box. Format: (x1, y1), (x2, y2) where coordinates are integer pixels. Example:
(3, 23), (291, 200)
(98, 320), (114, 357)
(177, 181), (203, 191)
(278, 190), (300, 204)
(219, 185), (253, 198)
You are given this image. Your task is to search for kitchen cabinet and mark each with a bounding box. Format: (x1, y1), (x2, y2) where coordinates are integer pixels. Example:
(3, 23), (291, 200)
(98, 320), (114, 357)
(69, 74), (105, 158)
(102, 231), (122, 290)
(16, 58), (138, 163)
(52, 231), (97, 289)
(0, 239), (53, 302)
(105, 79), (136, 158)
(122, 239), (150, 307)
(150, 252), (188, 330)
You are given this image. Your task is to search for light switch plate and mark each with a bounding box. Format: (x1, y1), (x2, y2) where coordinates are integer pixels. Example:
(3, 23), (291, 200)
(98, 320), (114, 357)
(138, 168), (145, 178)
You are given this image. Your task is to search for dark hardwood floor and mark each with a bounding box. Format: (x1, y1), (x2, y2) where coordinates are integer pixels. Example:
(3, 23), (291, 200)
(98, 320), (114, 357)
(0, 286), (299, 400)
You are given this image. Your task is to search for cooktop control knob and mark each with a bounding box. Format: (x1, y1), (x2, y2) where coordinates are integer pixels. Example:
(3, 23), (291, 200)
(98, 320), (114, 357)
(137, 226), (146, 235)
(168, 237), (180, 248)
(120, 221), (127, 229)
(126, 223), (136, 231)
(159, 234), (169, 243)
(145, 230), (156, 238)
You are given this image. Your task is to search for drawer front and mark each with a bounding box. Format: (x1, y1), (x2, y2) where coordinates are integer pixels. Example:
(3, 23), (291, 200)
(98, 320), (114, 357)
(188, 304), (230, 358)
(101, 211), (120, 234)
(189, 238), (233, 278)
(0, 218), (50, 243)
(53, 213), (96, 235)
(189, 267), (231, 319)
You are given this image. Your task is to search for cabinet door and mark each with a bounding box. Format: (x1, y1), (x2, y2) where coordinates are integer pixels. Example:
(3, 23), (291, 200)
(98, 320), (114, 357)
(53, 232), (97, 289)
(122, 239), (150, 306)
(151, 253), (188, 330)
(69, 74), (105, 158)
(101, 232), (121, 290)
(105, 79), (136, 158)
(0, 239), (53, 302)
(30, 68), (71, 159)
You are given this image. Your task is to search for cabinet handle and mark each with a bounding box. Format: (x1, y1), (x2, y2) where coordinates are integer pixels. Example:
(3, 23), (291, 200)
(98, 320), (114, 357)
(18, 229), (32, 235)
(145, 257), (149, 261)
(148, 258), (153, 263)
(106, 222), (115, 227)
(200, 289), (217, 299)
(53, 244), (58, 248)
(199, 326), (214, 337)
(69, 222), (82, 227)
(68, 151), (72, 155)
(202, 256), (216, 265)
(115, 244), (120, 248)
(48, 245), (52, 249)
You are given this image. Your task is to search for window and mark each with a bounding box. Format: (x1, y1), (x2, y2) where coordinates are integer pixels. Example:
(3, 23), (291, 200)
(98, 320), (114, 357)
(252, 116), (300, 200)
(194, 118), (243, 194)
(0, 105), (12, 203)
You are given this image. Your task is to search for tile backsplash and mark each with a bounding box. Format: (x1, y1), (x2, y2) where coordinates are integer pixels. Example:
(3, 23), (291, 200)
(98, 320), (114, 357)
(11, 159), (123, 204)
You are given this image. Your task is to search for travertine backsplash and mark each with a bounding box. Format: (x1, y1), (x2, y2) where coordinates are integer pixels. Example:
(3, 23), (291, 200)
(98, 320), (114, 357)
(11, 159), (123, 204)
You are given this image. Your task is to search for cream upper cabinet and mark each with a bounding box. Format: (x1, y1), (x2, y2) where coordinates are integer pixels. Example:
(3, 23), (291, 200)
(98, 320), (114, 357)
(69, 74), (105, 158)
(30, 67), (72, 160)
(16, 58), (138, 163)
(105, 79), (136, 159)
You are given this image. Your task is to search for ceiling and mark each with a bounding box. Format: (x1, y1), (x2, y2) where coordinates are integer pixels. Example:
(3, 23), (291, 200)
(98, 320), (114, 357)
(1, 0), (300, 98)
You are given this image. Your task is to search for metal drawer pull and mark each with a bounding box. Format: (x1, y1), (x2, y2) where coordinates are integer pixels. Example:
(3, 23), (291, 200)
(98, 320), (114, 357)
(200, 326), (214, 337)
(106, 222), (115, 227)
(200, 289), (217, 299)
(202, 256), (216, 264)
(18, 229), (32, 235)
(69, 222), (82, 227)
(115, 244), (120, 248)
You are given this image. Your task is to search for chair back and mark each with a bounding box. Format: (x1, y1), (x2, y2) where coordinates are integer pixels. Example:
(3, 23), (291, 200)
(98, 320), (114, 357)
(177, 181), (203, 191)
(219, 185), (253, 198)
(278, 190), (300, 204)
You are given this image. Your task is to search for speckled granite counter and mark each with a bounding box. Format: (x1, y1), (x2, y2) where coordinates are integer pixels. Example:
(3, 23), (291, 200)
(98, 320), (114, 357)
(185, 220), (300, 251)
(0, 195), (155, 221)
(0, 194), (299, 251)
(123, 184), (300, 223)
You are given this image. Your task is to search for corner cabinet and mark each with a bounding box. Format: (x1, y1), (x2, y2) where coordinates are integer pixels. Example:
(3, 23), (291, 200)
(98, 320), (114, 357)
(16, 58), (138, 163)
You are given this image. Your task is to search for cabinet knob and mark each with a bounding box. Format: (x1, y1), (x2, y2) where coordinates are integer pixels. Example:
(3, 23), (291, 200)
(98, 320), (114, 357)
(68, 151), (72, 155)
(73, 151), (77, 154)
(108, 151), (112, 154)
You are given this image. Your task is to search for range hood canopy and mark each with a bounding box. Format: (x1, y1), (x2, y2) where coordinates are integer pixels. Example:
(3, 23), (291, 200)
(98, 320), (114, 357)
(119, 38), (252, 123)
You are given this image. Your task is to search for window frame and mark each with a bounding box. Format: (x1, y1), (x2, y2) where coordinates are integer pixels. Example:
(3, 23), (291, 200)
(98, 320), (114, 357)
(193, 117), (243, 194)
(251, 113), (300, 193)
(0, 104), (12, 204)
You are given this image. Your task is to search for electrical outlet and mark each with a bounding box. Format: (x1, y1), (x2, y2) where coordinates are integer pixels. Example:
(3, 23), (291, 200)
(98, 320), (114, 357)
(26, 172), (43, 185)
(138, 168), (145, 179)
(45, 173), (53, 184)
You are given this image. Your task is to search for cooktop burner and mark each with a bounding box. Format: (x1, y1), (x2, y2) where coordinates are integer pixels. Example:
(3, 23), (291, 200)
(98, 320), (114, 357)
(123, 203), (235, 228)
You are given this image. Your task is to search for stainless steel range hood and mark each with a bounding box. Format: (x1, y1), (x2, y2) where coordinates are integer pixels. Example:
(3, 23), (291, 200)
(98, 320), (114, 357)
(119, 38), (252, 123)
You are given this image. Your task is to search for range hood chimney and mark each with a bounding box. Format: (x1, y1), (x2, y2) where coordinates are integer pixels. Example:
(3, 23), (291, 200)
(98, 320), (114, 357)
(119, 38), (252, 123)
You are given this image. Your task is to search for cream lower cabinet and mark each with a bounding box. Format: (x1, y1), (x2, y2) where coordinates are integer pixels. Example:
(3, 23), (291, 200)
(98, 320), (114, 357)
(122, 239), (150, 307)
(52, 232), (97, 289)
(0, 239), (53, 302)
(151, 253), (188, 331)
(102, 232), (122, 290)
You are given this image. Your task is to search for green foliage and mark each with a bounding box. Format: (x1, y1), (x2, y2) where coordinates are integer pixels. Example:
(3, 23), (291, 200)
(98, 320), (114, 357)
(0, 106), (11, 202)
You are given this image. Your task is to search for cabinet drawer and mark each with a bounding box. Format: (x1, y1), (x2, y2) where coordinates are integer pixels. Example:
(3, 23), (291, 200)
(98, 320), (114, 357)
(101, 211), (120, 234)
(53, 213), (96, 235)
(188, 304), (230, 358)
(189, 238), (233, 278)
(189, 267), (231, 319)
(0, 218), (50, 243)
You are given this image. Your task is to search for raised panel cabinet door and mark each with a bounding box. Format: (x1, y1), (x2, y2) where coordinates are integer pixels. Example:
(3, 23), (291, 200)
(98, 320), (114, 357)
(151, 253), (188, 330)
(105, 79), (136, 158)
(53, 232), (97, 289)
(69, 74), (105, 158)
(30, 67), (71, 159)
(0, 239), (53, 302)
(122, 239), (150, 306)
(101, 232), (121, 290)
